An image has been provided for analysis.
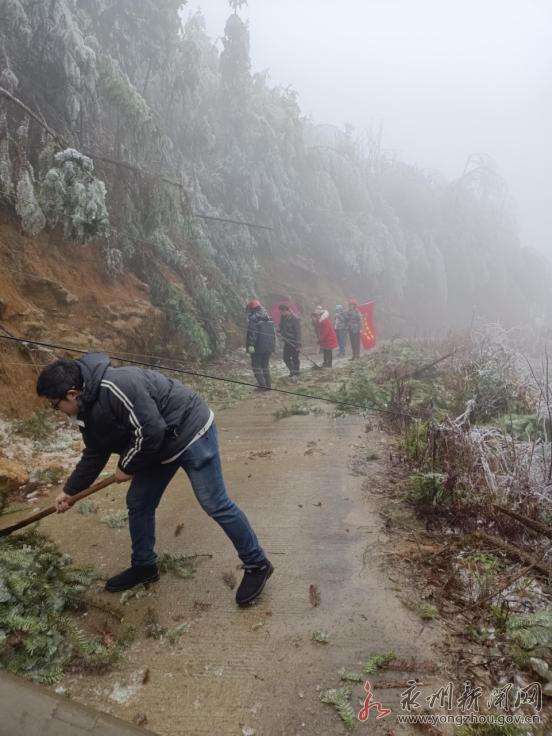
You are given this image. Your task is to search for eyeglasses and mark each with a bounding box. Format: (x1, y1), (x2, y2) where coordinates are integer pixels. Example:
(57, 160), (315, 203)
(47, 388), (77, 410)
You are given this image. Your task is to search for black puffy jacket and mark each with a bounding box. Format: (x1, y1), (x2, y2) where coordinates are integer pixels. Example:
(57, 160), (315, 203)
(64, 353), (210, 494)
(246, 308), (276, 354)
(279, 313), (301, 348)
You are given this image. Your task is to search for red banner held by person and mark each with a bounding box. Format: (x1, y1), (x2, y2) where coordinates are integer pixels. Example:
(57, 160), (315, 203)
(359, 302), (376, 349)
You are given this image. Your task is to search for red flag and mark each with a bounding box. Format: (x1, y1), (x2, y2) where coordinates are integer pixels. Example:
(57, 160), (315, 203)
(359, 302), (376, 349)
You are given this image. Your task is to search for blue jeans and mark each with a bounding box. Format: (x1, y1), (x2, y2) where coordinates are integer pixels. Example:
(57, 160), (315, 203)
(336, 329), (347, 356)
(126, 423), (266, 567)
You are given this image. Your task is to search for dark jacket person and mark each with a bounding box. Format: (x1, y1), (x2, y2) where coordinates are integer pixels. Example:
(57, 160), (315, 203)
(245, 300), (276, 389)
(36, 353), (273, 605)
(347, 299), (362, 360)
(278, 304), (301, 377)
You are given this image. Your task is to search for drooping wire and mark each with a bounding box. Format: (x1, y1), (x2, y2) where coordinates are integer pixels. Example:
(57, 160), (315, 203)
(0, 333), (421, 420)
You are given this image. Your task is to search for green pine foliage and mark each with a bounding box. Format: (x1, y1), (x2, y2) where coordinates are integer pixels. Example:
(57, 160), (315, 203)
(120, 584), (147, 606)
(319, 686), (357, 730)
(76, 500), (98, 515)
(149, 277), (214, 359)
(273, 403), (325, 420)
(144, 607), (167, 640)
(98, 54), (154, 135)
(338, 668), (365, 683)
(329, 367), (390, 416)
(363, 651), (395, 673)
(0, 530), (106, 683)
(311, 630), (329, 643)
(507, 610), (552, 656)
(453, 726), (523, 736)
(143, 607), (189, 644)
(157, 552), (205, 579)
(407, 472), (450, 508)
(101, 510), (128, 528)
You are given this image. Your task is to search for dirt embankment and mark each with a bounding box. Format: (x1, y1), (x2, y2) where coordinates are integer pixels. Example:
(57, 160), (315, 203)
(0, 209), (355, 420)
(0, 212), (166, 416)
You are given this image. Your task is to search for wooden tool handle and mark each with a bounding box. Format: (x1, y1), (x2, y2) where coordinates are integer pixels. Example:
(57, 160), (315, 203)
(0, 474), (118, 538)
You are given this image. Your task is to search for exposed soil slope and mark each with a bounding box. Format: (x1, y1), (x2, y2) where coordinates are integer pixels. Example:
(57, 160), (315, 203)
(0, 213), (165, 416)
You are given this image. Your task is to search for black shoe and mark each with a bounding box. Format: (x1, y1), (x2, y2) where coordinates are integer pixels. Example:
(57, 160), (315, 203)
(235, 560), (274, 606)
(105, 564), (160, 592)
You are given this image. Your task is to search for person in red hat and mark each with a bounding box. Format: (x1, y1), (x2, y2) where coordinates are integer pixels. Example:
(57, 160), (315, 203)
(347, 299), (362, 360)
(245, 300), (276, 389)
(313, 306), (338, 367)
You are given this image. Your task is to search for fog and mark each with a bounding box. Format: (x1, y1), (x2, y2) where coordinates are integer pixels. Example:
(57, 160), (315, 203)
(193, 0), (551, 257)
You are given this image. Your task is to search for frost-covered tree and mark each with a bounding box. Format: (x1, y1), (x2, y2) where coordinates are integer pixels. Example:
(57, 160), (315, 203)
(13, 117), (45, 235)
(0, 41), (19, 94)
(0, 0), (550, 355)
(0, 110), (13, 199)
(40, 148), (109, 243)
(229, 0), (248, 13)
(220, 13), (251, 109)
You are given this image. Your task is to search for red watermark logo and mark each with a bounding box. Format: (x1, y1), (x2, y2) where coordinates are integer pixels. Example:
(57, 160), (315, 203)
(355, 679), (541, 728)
(357, 681), (392, 721)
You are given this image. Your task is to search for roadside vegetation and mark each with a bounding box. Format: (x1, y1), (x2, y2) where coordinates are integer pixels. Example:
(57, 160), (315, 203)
(0, 529), (129, 684)
(2, 325), (551, 730)
(323, 325), (552, 712)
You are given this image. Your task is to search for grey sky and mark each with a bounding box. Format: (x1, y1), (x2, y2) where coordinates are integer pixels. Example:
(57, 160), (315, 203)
(191, 0), (551, 256)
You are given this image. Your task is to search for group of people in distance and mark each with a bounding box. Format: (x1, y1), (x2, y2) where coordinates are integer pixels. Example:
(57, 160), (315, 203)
(245, 298), (364, 389)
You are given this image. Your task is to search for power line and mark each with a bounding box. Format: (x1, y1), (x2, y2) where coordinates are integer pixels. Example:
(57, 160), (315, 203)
(0, 361), (49, 367)
(0, 333), (418, 420)
(192, 212), (274, 232)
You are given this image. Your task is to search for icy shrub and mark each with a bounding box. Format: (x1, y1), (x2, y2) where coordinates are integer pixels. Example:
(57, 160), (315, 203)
(40, 148), (109, 243)
(16, 167), (46, 235)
